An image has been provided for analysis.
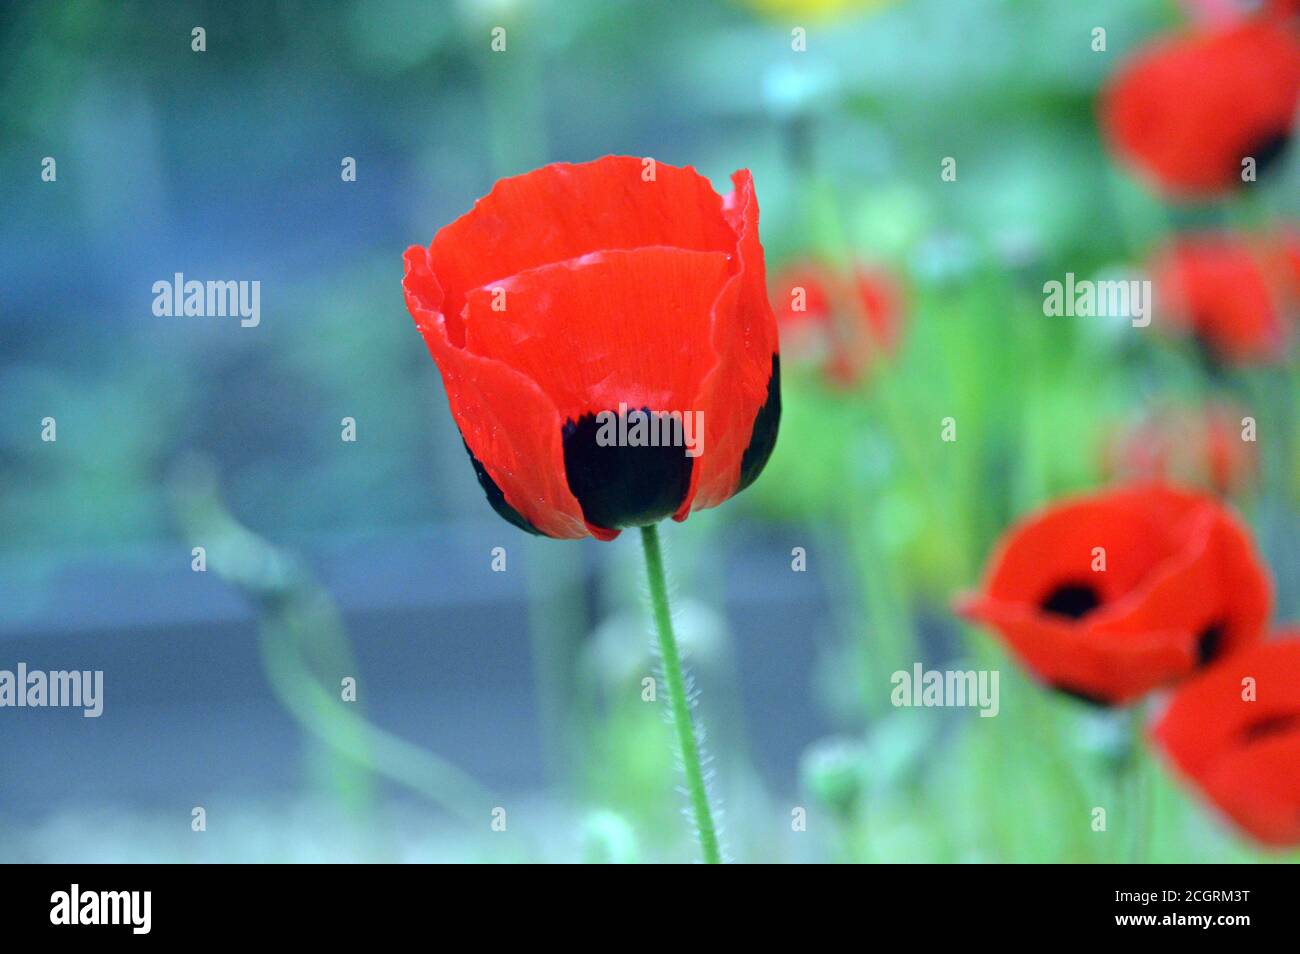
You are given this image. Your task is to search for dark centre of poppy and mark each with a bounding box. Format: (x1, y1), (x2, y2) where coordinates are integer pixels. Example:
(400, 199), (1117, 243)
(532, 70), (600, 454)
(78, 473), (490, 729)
(1040, 582), (1102, 620)
(1196, 621), (1226, 667)
(1238, 713), (1300, 747)
(562, 407), (694, 532)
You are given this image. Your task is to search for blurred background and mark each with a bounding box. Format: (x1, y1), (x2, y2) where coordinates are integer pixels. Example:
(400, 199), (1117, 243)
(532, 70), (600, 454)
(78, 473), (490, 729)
(1, 0), (1296, 862)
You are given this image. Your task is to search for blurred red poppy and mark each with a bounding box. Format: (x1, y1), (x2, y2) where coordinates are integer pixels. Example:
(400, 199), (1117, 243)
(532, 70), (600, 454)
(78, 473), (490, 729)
(1103, 403), (1258, 497)
(402, 156), (781, 540)
(1150, 231), (1298, 364)
(1153, 634), (1300, 847)
(770, 260), (903, 387)
(956, 485), (1272, 706)
(1100, 19), (1300, 199)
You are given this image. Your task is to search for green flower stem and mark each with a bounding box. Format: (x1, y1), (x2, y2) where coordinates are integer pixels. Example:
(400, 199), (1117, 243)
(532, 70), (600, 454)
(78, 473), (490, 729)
(259, 616), (495, 824)
(1127, 706), (1149, 864)
(640, 523), (722, 864)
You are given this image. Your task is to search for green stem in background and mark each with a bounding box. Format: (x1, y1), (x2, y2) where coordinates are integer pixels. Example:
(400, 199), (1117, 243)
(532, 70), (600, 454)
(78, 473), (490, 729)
(844, 499), (913, 715)
(524, 538), (589, 795)
(260, 614), (496, 824)
(639, 524), (722, 864)
(168, 459), (499, 830)
(1127, 706), (1149, 864)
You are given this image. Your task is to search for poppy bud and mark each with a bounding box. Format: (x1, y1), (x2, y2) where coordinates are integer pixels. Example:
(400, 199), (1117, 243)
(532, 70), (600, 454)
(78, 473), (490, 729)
(956, 485), (1272, 706)
(579, 809), (641, 864)
(402, 156), (781, 540)
(800, 736), (868, 819)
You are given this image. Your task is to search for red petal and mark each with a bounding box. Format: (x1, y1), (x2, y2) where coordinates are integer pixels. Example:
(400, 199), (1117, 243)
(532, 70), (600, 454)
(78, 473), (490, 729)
(1202, 736), (1300, 846)
(1088, 501), (1271, 663)
(1153, 636), (1300, 846)
(771, 262), (837, 327)
(959, 597), (1191, 703)
(687, 170), (781, 513)
(981, 486), (1202, 607)
(1152, 233), (1292, 364)
(852, 268), (902, 347)
(403, 245), (591, 539)
(461, 248), (730, 422)
(427, 157), (738, 346)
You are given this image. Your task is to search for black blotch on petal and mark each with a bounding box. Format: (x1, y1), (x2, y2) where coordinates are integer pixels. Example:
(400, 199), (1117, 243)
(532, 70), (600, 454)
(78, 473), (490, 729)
(1243, 130), (1290, 182)
(562, 408), (694, 532)
(736, 354), (781, 494)
(1050, 683), (1114, 708)
(1239, 713), (1300, 746)
(461, 437), (544, 537)
(1196, 621), (1225, 667)
(1040, 582), (1102, 620)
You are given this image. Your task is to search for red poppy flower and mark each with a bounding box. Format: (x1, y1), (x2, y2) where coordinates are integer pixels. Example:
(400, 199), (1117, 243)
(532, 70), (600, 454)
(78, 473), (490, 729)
(1153, 634), (1300, 847)
(1103, 403), (1258, 497)
(1100, 19), (1300, 199)
(770, 260), (903, 387)
(956, 485), (1272, 706)
(402, 156), (781, 540)
(771, 262), (837, 329)
(1150, 231), (1297, 364)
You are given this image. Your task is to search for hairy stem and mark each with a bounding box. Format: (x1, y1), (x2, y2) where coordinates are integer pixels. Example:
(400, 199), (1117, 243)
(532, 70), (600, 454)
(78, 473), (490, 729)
(640, 523), (721, 864)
